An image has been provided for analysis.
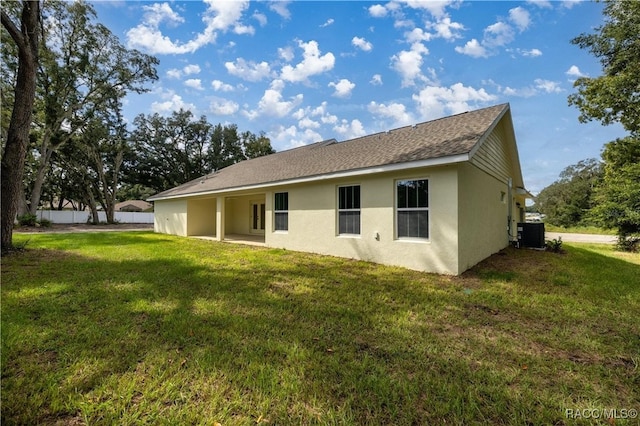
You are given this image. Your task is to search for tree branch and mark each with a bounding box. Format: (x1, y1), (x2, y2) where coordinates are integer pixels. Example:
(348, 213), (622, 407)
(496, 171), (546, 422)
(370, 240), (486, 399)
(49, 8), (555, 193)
(1, 9), (26, 51)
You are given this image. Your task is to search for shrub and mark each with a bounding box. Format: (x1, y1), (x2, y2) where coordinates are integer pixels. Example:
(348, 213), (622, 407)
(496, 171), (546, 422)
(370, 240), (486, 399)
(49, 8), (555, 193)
(17, 214), (38, 227)
(616, 235), (640, 252)
(546, 237), (563, 253)
(38, 218), (52, 228)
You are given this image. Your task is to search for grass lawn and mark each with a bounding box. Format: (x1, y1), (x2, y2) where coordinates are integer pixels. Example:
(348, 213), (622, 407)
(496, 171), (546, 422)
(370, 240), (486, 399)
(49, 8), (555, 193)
(2, 232), (639, 425)
(543, 224), (618, 235)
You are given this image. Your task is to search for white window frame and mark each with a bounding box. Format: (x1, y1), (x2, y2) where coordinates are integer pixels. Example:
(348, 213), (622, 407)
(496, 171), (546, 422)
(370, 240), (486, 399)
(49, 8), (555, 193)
(274, 192), (288, 232)
(395, 178), (429, 241)
(337, 184), (361, 236)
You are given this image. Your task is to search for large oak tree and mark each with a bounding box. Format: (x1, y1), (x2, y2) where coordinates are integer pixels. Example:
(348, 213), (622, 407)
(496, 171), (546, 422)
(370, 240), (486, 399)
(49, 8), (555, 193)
(1, 1), (40, 251)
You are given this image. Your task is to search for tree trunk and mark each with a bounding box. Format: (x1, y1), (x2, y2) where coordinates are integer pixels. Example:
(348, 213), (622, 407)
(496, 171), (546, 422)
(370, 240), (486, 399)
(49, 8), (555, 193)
(1, 1), (40, 251)
(28, 142), (53, 214)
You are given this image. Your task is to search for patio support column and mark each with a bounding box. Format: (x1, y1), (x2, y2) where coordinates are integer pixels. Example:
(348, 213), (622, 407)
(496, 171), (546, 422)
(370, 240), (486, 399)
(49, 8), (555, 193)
(216, 196), (225, 241)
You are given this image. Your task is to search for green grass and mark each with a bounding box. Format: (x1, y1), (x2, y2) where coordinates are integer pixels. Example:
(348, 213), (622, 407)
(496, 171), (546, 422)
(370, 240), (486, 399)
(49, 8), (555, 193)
(543, 224), (618, 235)
(2, 232), (639, 425)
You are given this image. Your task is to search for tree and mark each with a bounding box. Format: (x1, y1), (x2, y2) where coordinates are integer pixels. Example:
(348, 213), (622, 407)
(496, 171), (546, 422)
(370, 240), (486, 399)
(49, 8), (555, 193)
(126, 111), (276, 194)
(568, 0), (640, 134)
(535, 159), (603, 227)
(590, 136), (640, 248)
(26, 0), (158, 214)
(243, 131), (276, 159)
(568, 0), (640, 248)
(1, 0), (40, 251)
(127, 110), (213, 193)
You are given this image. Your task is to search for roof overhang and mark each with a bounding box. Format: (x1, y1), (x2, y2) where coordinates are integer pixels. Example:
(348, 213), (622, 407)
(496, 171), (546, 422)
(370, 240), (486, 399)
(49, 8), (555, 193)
(515, 187), (535, 199)
(148, 153), (470, 202)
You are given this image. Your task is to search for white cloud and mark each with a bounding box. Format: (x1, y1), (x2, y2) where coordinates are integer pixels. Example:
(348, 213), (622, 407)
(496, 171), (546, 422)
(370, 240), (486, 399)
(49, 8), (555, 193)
(428, 16), (465, 40)
(270, 1), (291, 19)
(526, 0), (553, 8)
(151, 91), (196, 115)
(368, 101), (414, 126)
(140, 3), (184, 28)
(212, 80), (234, 92)
(509, 7), (531, 32)
(391, 42), (429, 87)
(184, 78), (203, 90)
(292, 102), (338, 127)
(334, 119), (366, 139)
(210, 98), (239, 115)
(400, 0), (458, 19)
(278, 46), (295, 62)
(328, 79), (356, 98)
(320, 18), (334, 28)
(183, 64), (201, 75)
(225, 58), (272, 82)
(166, 69), (182, 79)
(246, 79), (304, 119)
(370, 74), (383, 85)
(455, 38), (488, 58)
(298, 116), (320, 129)
(270, 124), (323, 150)
(253, 11), (267, 26)
(166, 64), (201, 79)
(499, 79), (563, 97)
(560, 0), (582, 9)
(566, 65), (586, 78)
(126, 0), (253, 54)
(352, 36), (373, 52)
(519, 48), (542, 57)
(456, 7), (534, 59)
(280, 40), (335, 83)
(405, 28), (433, 43)
(502, 86), (538, 98)
(412, 83), (497, 120)
(368, 4), (388, 17)
(534, 78), (563, 93)
(484, 21), (515, 47)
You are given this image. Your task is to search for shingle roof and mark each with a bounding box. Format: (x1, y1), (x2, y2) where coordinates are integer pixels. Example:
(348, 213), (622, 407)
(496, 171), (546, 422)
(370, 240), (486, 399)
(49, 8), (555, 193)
(149, 103), (510, 201)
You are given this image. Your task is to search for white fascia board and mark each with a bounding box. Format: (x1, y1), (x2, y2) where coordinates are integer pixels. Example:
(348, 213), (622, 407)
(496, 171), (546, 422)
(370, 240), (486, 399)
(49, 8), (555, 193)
(150, 154), (470, 201)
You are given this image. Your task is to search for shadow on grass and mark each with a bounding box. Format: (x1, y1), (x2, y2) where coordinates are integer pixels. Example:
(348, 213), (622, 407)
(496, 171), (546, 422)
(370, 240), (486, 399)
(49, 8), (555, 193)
(2, 235), (639, 424)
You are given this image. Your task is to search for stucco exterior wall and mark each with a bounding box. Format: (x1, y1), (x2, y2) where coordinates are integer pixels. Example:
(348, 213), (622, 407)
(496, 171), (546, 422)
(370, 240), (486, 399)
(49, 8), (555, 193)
(225, 194), (266, 235)
(266, 165), (460, 274)
(187, 198), (216, 236)
(457, 162), (510, 273)
(154, 199), (188, 236)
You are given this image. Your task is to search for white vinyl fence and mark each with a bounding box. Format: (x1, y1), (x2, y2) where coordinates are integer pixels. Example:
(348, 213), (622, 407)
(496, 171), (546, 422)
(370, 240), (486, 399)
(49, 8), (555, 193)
(36, 210), (154, 224)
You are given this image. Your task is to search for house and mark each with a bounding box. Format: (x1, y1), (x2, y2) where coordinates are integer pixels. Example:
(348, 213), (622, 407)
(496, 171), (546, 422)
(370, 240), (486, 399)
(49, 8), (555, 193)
(115, 200), (153, 212)
(148, 103), (531, 275)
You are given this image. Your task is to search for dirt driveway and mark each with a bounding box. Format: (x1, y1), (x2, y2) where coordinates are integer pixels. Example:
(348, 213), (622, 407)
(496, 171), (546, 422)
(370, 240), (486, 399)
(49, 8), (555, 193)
(14, 223), (153, 234)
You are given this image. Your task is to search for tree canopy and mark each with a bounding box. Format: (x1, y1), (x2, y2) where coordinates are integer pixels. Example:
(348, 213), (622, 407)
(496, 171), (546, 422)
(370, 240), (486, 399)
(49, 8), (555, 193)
(535, 159), (603, 228)
(568, 0), (640, 134)
(125, 110), (275, 194)
(565, 0), (640, 249)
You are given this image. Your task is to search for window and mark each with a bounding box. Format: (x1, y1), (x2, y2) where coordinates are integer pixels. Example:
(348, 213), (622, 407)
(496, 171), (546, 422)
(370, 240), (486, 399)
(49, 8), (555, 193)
(338, 185), (360, 235)
(274, 192), (288, 231)
(396, 179), (429, 239)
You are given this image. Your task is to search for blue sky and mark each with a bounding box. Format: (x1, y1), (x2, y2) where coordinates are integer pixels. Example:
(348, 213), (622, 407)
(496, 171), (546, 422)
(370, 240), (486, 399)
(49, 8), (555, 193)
(92, 0), (627, 194)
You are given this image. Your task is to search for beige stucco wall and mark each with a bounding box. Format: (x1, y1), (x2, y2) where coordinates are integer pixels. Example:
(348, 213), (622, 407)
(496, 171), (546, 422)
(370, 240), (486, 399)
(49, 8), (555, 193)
(265, 165), (460, 275)
(457, 162), (510, 273)
(186, 198), (216, 236)
(225, 194), (266, 235)
(154, 199), (188, 236)
(154, 163), (523, 275)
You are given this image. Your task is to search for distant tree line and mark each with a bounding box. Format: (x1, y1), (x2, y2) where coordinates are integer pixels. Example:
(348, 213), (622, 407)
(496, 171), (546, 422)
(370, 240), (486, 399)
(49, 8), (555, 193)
(538, 1), (639, 251)
(1, 1), (274, 231)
